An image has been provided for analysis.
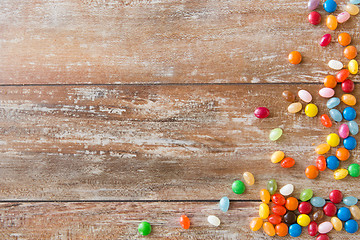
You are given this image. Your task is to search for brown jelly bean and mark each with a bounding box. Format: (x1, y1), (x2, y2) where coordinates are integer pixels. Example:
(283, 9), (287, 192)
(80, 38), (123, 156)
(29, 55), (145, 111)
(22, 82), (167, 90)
(312, 209), (324, 222)
(282, 90), (295, 102)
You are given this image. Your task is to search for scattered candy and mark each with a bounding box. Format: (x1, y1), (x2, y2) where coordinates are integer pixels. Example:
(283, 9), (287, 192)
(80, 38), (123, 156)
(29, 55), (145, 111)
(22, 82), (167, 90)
(285, 197), (299, 211)
(320, 114), (332, 128)
(348, 59), (358, 74)
(316, 156), (327, 171)
(331, 216), (343, 231)
(207, 215), (220, 227)
(315, 143), (330, 154)
(312, 209), (324, 222)
(272, 205), (286, 215)
(243, 172), (255, 185)
(339, 124), (350, 139)
(345, 3), (360, 15)
(334, 169), (348, 180)
(338, 32), (351, 46)
(347, 121), (359, 135)
(260, 189), (271, 203)
(318, 221), (333, 233)
(337, 11), (350, 23)
(343, 107), (356, 121)
(316, 234), (330, 240)
(254, 107), (270, 118)
(343, 196), (358, 206)
(281, 157), (295, 168)
(326, 156), (340, 170)
(267, 179), (277, 195)
(318, 88), (334, 98)
(326, 15), (338, 30)
(328, 59), (343, 70)
(269, 128), (283, 141)
(336, 147), (350, 161)
(329, 109), (342, 122)
(271, 151), (285, 163)
(326, 97), (340, 109)
(282, 90), (295, 102)
(309, 11), (322, 25)
(336, 69), (349, 82)
(323, 0), (337, 13)
(268, 214), (282, 225)
(324, 75), (337, 88)
(297, 214), (311, 227)
(298, 201), (312, 214)
(271, 193), (285, 205)
(298, 89), (312, 102)
(284, 211), (297, 225)
(280, 183), (294, 196)
(259, 203), (270, 219)
(308, 0), (320, 10)
(249, 217), (263, 231)
(300, 189), (313, 202)
(305, 165), (319, 179)
(308, 221), (318, 236)
(323, 202), (337, 216)
(326, 133), (340, 147)
(275, 222), (288, 237)
(344, 219), (359, 233)
(337, 207), (351, 221)
(138, 221), (152, 236)
(341, 79), (355, 93)
(311, 196), (326, 207)
(288, 102), (302, 113)
(344, 45), (357, 59)
(263, 222), (275, 236)
(180, 215), (190, 229)
(288, 51), (302, 64)
(341, 94), (356, 106)
(348, 163), (360, 177)
(219, 197), (230, 212)
(289, 223), (302, 237)
(320, 34), (331, 46)
(344, 136), (356, 150)
(232, 180), (245, 194)
(350, 0), (360, 4)
(350, 205), (360, 220)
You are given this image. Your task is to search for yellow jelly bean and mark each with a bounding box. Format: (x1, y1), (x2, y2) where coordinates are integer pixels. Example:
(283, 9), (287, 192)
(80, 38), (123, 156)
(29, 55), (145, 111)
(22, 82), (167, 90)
(263, 222), (275, 237)
(315, 143), (330, 154)
(297, 214), (311, 227)
(345, 4), (359, 15)
(334, 168), (348, 180)
(259, 203), (270, 219)
(331, 217), (343, 231)
(260, 189), (270, 204)
(326, 133), (340, 147)
(350, 205), (360, 220)
(341, 94), (357, 106)
(348, 59), (358, 74)
(305, 103), (318, 117)
(271, 151), (285, 163)
(288, 102), (302, 113)
(249, 217), (263, 231)
(326, 15), (338, 30)
(243, 172), (255, 186)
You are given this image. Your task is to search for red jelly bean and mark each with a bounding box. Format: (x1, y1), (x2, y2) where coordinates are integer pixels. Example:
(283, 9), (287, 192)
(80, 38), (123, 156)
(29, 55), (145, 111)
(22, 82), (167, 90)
(323, 202), (337, 216)
(298, 202), (312, 214)
(268, 214), (282, 225)
(272, 194), (286, 206)
(320, 114), (332, 128)
(316, 156), (327, 171)
(254, 107), (270, 118)
(280, 157), (295, 168)
(329, 190), (343, 204)
(336, 69), (350, 83)
(342, 79), (354, 93)
(308, 221), (318, 236)
(320, 34), (331, 46)
(316, 234), (330, 240)
(180, 215), (190, 229)
(308, 11), (321, 25)
(272, 205), (287, 216)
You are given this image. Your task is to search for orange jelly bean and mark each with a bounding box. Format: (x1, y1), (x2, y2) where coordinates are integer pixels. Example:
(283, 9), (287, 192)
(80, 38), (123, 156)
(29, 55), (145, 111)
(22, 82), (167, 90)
(320, 114), (332, 128)
(344, 46), (357, 59)
(341, 94), (357, 106)
(288, 51), (302, 64)
(275, 223), (288, 237)
(305, 165), (319, 179)
(324, 75), (337, 88)
(180, 215), (190, 229)
(338, 32), (351, 46)
(326, 15), (338, 30)
(272, 205), (287, 215)
(316, 156), (327, 171)
(260, 189), (270, 203)
(336, 69), (350, 83)
(268, 214), (282, 225)
(249, 217), (263, 231)
(263, 222), (276, 236)
(285, 197), (299, 211)
(336, 147), (350, 161)
(315, 143), (330, 154)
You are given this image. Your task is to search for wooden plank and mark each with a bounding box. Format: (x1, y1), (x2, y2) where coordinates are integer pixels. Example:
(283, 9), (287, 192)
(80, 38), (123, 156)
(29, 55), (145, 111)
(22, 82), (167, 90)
(0, 0), (359, 84)
(0, 201), (358, 239)
(0, 84), (358, 200)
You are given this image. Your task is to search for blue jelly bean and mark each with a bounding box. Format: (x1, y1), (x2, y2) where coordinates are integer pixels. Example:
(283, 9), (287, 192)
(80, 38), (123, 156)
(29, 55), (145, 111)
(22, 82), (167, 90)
(350, 0), (360, 4)
(289, 223), (302, 237)
(344, 219), (359, 233)
(327, 97), (340, 109)
(343, 196), (358, 206)
(348, 121), (359, 135)
(326, 156), (339, 170)
(344, 136), (357, 150)
(310, 197), (326, 207)
(323, 0), (337, 13)
(338, 207), (351, 221)
(330, 109), (343, 122)
(219, 196), (230, 212)
(343, 107), (356, 121)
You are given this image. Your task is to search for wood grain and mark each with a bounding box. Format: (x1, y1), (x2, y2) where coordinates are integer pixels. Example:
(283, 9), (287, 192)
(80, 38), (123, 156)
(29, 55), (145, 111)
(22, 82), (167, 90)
(0, 0), (359, 84)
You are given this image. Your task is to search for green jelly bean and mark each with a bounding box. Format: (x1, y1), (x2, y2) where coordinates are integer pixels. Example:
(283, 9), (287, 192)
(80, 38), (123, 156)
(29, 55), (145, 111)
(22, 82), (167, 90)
(300, 189), (313, 202)
(269, 128), (283, 141)
(138, 221), (151, 236)
(348, 163), (360, 177)
(232, 180), (245, 194)
(267, 179), (277, 195)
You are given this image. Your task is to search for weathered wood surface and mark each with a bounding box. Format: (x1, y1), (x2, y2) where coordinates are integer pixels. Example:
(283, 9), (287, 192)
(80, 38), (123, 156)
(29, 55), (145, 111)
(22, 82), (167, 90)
(0, 0), (359, 84)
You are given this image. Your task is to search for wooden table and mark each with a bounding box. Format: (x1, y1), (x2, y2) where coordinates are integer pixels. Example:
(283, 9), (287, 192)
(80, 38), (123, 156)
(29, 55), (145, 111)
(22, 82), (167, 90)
(0, 0), (359, 239)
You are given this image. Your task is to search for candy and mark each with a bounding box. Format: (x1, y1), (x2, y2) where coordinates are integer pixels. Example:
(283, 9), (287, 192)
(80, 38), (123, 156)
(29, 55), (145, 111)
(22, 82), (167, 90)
(328, 59), (343, 70)
(326, 156), (339, 170)
(329, 109), (342, 122)
(343, 196), (358, 206)
(282, 90), (295, 102)
(341, 94), (356, 106)
(347, 121), (359, 135)
(298, 202), (312, 214)
(263, 222), (275, 236)
(281, 157), (295, 168)
(275, 223), (288, 237)
(350, 205), (360, 220)
(336, 147), (350, 161)
(344, 135), (357, 149)
(249, 217), (263, 231)
(337, 207), (351, 221)
(308, 221), (318, 236)
(315, 143), (330, 154)
(272, 205), (286, 216)
(243, 172), (255, 185)
(284, 211), (297, 225)
(344, 219), (358, 233)
(180, 215), (190, 229)
(312, 209), (324, 222)
(309, 11), (322, 25)
(323, 0), (337, 13)
(326, 133), (340, 147)
(337, 11), (350, 23)
(326, 97), (340, 109)
(219, 197), (230, 212)
(311, 197), (326, 207)
(319, 34), (331, 46)
(260, 189), (270, 203)
(285, 197), (299, 211)
(297, 214), (311, 227)
(350, 0), (360, 4)
(326, 15), (337, 30)
(334, 168), (349, 180)
(323, 202), (337, 216)
(344, 46), (357, 60)
(345, 4), (360, 15)
(331, 216), (343, 231)
(341, 79), (354, 93)
(348, 59), (358, 74)
(268, 214), (282, 225)
(232, 180), (245, 194)
(280, 184), (294, 196)
(288, 223), (302, 237)
(318, 221), (333, 233)
(330, 190), (343, 204)
(308, 0), (320, 10)
(267, 179), (277, 195)
(338, 32), (351, 46)
(317, 234), (330, 240)
(207, 215), (220, 226)
(339, 124), (350, 139)
(305, 165), (319, 179)
(259, 203), (269, 219)
(320, 114), (332, 128)
(288, 51), (302, 64)
(348, 163), (360, 177)
(254, 107), (269, 118)
(318, 88), (334, 98)
(138, 221), (151, 236)
(300, 189), (313, 202)
(269, 128), (283, 141)
(336, 69), (350, 82)
(271, 151), (284, 163)
(324, 75), (337, 88)
(316, 156), (327, 171)
(272, 193), (285, 206)
(298, 90), (312, 102)
(343, 107), (356, 121)
(288, 102), (302, 113)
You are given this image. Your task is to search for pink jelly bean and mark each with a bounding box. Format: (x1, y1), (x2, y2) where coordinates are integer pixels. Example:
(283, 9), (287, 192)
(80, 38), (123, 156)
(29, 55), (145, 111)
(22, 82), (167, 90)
(298, 90), (312, 102)
(337, 12), (350, 23)
(318, 222), (333, 234)
(320, 34), (331, 46)
(319, 88), (335, 98)
(339, 124), (350, 138)
(308, 0), (320, 10)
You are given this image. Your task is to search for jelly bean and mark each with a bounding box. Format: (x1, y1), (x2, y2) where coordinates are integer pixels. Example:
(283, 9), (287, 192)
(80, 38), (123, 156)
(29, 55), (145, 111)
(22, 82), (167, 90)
(350, 0), (360, 4)
(249, 217), (263, 231)
(288, 223), (302, 237)
(267, 179), (277, 195)
(254, 107), (269, 118)
(219, 197), (230, 212)
(297, 214), (310, 227)
(281, 157), (295, 168)
(298, 90), (312, 103)
(311, 197), (326, 208)
(316, 156), (327, 171)
(263, 222), (275, 236)
(326, 133), (340, 147)
(315, 143), (330, 154)
(323, 202), (337, 216)
(323, 0), (337, 12)
(343, 107), (356, 121)
(319, 34), (331, 46)
(298, 202), (312, 214)
(334, 168), (349, 180)
(259, 203), (269, 219)
(350, 205), (360, 220)
(275, 223), (288, 237)
(268, 214), (282, 225)
(269, 128), (283, 141)
(284, 211), (297, 225)
(282, 90), (295, 102)
(336, 147), (350, 161)
(272, 205), (286, 216)
(331, 216), (343, 231)
(345, 4), (360, 15)
(348, 59), (358, 74)
(320, 114), (332, 128)
(280, 184), (294, 196)
(338, 32), (351, 46)
(288, 51), (301, 64)
(329, 109), (342, 122)
(341, 94), (356, 106)
(243, 172), (255, 185)
(305, 103), (318, 117)
(318, 221), (333, 233)
(232, 180), (245, 194)
(308, 0), (320, 10)
(339, 124), (350, 139)
(324, 75), (337, 88)
(207, 215), (220, 226)
(319, 88), (334, 98)
(285, 197), (299, 211)
(260, 189), (270, 203)
(271, 151), (284, 163)
(336, 69), (350, 83)
(317, 234), (330, 240)
(344, 46), (357, 60)
(337, 207), (351, 221)
(272, 194), (285, 206)
(305, 165), (319, 179)
(342, 79), (355, 93)
(347, 121), (359, 135)
(343, 196), (358, 206)
(348, 163), (360, 177)
(288, 102), (302, 113)
(300, 189), (313, 202)
(328, 59), (343, 70)
(344, 219), (358, 233)
(330, 190), (345, 205)
(138, 221), (151, 236)
(326, 156), (339, 170)
(180, 215), (190, 229)
(337, 11), (350, 23)
(326, 97), (340, 109)
(312, 209), (324, 222)
(309, 11), (322, 25)
(308, 221), (318, 236)
(326, 15), (337, 30)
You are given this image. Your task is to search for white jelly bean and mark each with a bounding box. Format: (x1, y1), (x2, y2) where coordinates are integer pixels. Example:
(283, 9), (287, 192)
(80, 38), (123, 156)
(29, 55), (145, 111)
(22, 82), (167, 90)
(318, 221), (333, 233)
(288, 102), (302, 113)
(298, 90), (312, 103)
(328, 60), (343, 70)
(319, 88), (335, 98)
(279, 184), (294, 196)
(207, 215), (221, 226)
